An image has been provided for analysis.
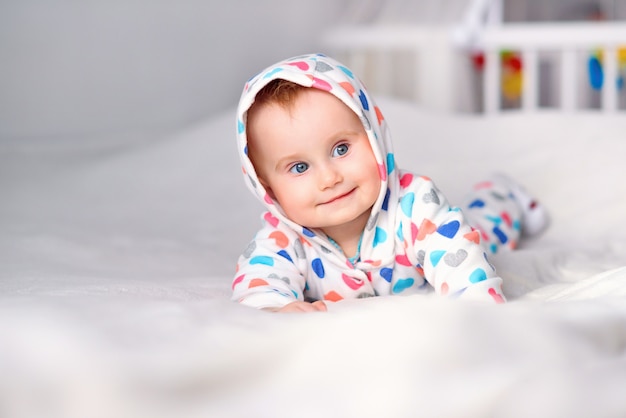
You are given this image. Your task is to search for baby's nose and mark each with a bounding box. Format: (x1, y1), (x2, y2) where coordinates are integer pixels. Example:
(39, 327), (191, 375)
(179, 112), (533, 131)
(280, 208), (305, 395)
(318, 165), (342, 189)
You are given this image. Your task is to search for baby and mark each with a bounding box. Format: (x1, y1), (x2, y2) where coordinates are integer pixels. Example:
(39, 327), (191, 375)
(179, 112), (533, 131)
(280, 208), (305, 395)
(232, 53), (548, 312)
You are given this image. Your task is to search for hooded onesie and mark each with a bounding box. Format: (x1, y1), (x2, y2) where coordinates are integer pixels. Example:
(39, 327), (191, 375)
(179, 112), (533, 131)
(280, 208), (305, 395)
(232, 53), (508, 309)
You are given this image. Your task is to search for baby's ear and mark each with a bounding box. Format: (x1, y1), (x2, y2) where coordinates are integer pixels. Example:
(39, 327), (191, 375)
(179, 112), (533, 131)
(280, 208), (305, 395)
(266, 188), (277, 201)
(257, 176), (276, 200)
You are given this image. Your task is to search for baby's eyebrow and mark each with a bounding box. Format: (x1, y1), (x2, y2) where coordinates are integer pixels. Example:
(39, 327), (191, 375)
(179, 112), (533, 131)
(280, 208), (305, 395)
(331, 129), (359, 139)
(274, 153), (302, 171)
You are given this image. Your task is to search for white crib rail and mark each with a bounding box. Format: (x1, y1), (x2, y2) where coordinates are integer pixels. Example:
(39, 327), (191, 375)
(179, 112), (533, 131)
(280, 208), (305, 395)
(479, 22), (626, 114)
(321, 21), (626, 114)
(321, 25), (459, 112)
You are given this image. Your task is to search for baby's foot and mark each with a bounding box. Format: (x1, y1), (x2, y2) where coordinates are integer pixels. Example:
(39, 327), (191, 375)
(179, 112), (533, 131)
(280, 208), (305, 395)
(491, 173), (550, 237)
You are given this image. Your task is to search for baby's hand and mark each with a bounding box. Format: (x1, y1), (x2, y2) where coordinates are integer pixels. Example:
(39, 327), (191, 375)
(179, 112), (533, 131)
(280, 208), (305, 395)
(267, 300), (327, 313)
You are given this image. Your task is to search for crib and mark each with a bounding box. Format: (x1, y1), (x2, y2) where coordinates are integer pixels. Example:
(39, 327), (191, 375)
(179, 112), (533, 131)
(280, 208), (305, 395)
(480, 21), (626, 113)
(321, 17), (626, 114)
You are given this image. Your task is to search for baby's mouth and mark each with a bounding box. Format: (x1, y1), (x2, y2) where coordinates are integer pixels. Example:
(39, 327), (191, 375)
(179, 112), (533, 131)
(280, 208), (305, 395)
(320, 188), (356, 205)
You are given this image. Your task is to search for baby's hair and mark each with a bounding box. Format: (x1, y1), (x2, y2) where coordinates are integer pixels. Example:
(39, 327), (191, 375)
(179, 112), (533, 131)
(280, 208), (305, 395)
(249, 79), (306, 114)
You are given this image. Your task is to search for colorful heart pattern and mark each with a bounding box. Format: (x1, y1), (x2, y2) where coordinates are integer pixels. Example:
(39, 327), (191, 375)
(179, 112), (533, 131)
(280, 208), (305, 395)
(232, 53), (512, 308)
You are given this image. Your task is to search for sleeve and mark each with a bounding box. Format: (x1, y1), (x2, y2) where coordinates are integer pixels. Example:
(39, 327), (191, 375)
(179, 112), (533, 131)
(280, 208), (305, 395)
(405, 177), (506, 304)
(231, 216), (309, 309)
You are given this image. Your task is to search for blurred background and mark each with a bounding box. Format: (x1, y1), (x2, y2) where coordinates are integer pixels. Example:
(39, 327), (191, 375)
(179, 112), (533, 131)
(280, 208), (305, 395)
(1, 0), (624, 141)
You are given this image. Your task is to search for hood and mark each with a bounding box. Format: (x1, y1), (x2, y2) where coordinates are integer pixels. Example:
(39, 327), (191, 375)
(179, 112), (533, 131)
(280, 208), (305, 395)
(235, 53), (400, 264)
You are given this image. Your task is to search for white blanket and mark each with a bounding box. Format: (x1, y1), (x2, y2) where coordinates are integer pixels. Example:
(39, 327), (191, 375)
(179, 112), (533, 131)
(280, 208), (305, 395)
(1, 98), (626, 418)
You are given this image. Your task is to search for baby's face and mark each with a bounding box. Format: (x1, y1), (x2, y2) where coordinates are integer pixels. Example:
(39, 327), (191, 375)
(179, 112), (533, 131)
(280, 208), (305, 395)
(247, 88), (381, 235)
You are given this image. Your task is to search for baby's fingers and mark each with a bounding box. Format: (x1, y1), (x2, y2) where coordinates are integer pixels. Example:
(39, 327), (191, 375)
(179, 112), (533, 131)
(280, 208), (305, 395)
(275, 301), (327, 313)
(310, 301), (328, 312)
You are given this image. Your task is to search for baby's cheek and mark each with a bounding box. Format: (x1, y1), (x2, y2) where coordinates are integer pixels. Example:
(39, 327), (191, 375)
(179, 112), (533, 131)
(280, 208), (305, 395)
(275, 187), (309, 221)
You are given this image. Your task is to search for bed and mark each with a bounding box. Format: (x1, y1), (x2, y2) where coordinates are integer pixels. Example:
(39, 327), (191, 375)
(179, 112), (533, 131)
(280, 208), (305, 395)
(1, 95), (626, 418)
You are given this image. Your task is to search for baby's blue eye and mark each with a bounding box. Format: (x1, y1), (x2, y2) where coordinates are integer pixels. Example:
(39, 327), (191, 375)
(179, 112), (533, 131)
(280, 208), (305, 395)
(290, 162), (309, 174)
(333, 143), (349, 157)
